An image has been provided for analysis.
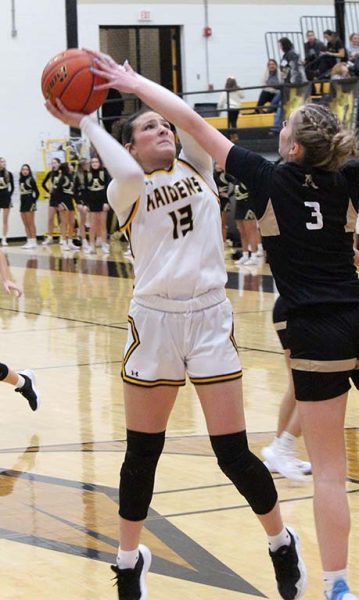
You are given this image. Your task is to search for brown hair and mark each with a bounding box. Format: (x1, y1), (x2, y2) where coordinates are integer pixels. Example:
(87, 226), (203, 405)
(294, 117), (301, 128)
(290, 104), (357, 170)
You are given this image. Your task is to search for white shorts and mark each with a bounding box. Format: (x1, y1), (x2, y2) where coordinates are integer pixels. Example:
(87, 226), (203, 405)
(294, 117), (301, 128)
(122, 291), (242, 387)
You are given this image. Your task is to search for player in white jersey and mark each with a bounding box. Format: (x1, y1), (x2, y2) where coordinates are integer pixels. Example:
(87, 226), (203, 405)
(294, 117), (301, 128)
(46, 67), (307, 600)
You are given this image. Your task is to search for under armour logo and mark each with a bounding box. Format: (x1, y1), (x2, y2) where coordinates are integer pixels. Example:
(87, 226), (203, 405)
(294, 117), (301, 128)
(303, 174), (319, 189)
(131, 370), (139, 377)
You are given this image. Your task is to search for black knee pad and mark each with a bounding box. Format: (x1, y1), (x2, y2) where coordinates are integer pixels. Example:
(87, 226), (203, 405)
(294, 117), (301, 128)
(0, 363), (9, 381)
(119, 429), (165, 521)
(210, 431), (278, 515)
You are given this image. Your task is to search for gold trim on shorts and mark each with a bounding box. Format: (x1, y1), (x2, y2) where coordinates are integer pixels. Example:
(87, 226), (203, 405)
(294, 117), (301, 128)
(290, 357), (358, 373)
(190, 370), (243, 385)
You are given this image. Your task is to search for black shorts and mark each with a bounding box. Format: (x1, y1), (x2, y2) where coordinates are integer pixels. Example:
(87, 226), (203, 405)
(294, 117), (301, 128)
(287, 304), (359, 401)
(88, 199), (107, 213)
(58, 198), (75, 211)
(235, 199), (257, 221)
(0, 196), (11, 209)
(272, 296), (289, 349)
(49, 197), (59, 208)
(20, 197), (37, 213)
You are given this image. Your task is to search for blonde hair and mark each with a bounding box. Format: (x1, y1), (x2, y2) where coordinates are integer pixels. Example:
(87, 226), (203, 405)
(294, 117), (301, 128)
(291, 104), (357, 170)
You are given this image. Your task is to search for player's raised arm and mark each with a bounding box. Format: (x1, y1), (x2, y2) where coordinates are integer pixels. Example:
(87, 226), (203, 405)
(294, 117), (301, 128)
(89, 51), (233, 169)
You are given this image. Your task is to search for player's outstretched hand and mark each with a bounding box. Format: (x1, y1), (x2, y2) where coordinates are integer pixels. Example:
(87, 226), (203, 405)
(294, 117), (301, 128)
(85, 49), (139, 94)
(3, 280), (22, 298)
(45, 99), (85, 129)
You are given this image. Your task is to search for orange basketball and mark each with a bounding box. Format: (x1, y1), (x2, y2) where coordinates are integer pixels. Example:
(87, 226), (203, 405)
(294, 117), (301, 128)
(41, 48), (108, 114)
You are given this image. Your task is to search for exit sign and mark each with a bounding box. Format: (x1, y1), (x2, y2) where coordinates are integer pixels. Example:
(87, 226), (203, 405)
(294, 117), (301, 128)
(138, 10), (152, 22)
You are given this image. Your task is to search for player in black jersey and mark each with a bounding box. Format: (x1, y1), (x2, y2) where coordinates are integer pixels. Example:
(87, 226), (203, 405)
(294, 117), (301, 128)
(41, 157), (62, 245)
(19, 164), (39, 249)
(0, 157), (14, 247)
(89, 59), (358, 600)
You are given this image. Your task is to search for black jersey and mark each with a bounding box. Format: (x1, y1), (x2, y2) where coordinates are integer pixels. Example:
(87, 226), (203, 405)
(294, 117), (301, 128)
(226, 145), (359, 310)
(42, 170), (61, 202)
(57, 172), (74, 199)
(19, 175), (39, 199)
(0, 169), (14, 199)
(85, 168), (110, 202)
(73, 172), (89, 204)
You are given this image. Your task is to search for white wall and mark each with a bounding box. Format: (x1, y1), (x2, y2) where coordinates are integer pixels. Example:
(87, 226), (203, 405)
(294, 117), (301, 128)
(78, 1), (334, 105)
(1, 0), (333, 237)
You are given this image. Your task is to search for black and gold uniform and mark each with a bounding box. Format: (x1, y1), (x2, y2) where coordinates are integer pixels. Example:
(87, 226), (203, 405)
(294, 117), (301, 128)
(85, 167), (110, 212)
(57, 167), (75, 211)
(213, 168), (233, 213)
(19, 173), (39, 212)
(232, 179), (257, 221)
(226, 146), (359, 401)
(0, 168), (14, 209)
(42, 169), (61, 207)
(73, 170), (89, 206)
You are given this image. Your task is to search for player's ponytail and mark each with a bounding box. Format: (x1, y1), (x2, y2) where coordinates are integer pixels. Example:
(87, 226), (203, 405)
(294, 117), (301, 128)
(292, 103), (357, 170)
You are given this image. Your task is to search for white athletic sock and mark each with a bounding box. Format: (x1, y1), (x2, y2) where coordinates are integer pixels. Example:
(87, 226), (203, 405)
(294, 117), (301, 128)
(323, 569), (348, 597)
(268, 527), (291, 552)
(116, 548), (139, 570)
(15, 375), (25, 389)
(278, 431), (296, 453)
(242, 251), (249, 260)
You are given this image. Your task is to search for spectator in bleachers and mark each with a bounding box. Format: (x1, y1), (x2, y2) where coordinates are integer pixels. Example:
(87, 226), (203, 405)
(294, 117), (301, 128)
(269, 38), (306, 135)
(217, 77), (245, 128)
(313, 30), (347, 79)
(304, 30), (326, 80)
(347, 32), (359, 75)
(256, 59), (280, 111)
(331, 62), (350, 80)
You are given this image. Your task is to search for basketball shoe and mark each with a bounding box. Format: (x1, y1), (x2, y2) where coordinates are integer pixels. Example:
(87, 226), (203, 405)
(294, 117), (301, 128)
(325, 580), (358, 600)
(262, 438), (311, 482)
(269, 528), (307, 599)
(111, 545), (151, 599)
(15, 369), (40, 411)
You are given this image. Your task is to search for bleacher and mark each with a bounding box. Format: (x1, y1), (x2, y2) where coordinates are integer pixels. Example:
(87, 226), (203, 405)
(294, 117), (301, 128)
(205, 101), (275, 130)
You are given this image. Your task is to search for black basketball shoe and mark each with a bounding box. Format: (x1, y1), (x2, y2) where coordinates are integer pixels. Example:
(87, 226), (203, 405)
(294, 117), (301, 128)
(111, 545), (152, 599)
(15, 369), (40, 411)
(269, 528), (307, 599)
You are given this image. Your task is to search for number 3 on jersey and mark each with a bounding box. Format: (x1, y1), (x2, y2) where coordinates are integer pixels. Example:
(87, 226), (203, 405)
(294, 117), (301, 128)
(168, 204), (194, 239)
(304, 201), (323, 230)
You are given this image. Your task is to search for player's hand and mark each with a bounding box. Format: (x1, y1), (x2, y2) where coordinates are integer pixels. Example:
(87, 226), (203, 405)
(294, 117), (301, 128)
(3, 280), (22, 298)
(45, 99), (85, 128)
(85, 49), (139, 94)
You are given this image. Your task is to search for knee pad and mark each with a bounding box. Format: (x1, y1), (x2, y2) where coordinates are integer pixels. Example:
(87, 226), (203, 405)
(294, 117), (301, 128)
(0, 363), (9, 381)
(119, 429), (165, 521)
(210, 431), (277, 515)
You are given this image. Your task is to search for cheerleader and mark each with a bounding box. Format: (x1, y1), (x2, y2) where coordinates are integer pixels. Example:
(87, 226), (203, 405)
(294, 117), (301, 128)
(19, 164), (39, 249)
(85, 156), (110, 254)
(0, 157), (14, 246)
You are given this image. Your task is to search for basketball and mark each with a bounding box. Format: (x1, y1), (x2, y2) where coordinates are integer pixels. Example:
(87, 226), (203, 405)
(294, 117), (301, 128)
(41, 48), (108, 114)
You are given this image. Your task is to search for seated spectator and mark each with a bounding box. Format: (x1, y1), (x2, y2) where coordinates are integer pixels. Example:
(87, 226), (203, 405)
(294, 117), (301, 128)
(217, 77), (244, 128)
(313, 29), (348, 79)
(256, 59), (280, 111)
(331, 62), (350, 79)
(304, 30), (326, 80)
(347, 32), (359, 75)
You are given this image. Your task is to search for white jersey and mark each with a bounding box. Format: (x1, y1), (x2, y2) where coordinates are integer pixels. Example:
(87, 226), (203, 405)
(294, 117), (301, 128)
(116, 133), (227, 300)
